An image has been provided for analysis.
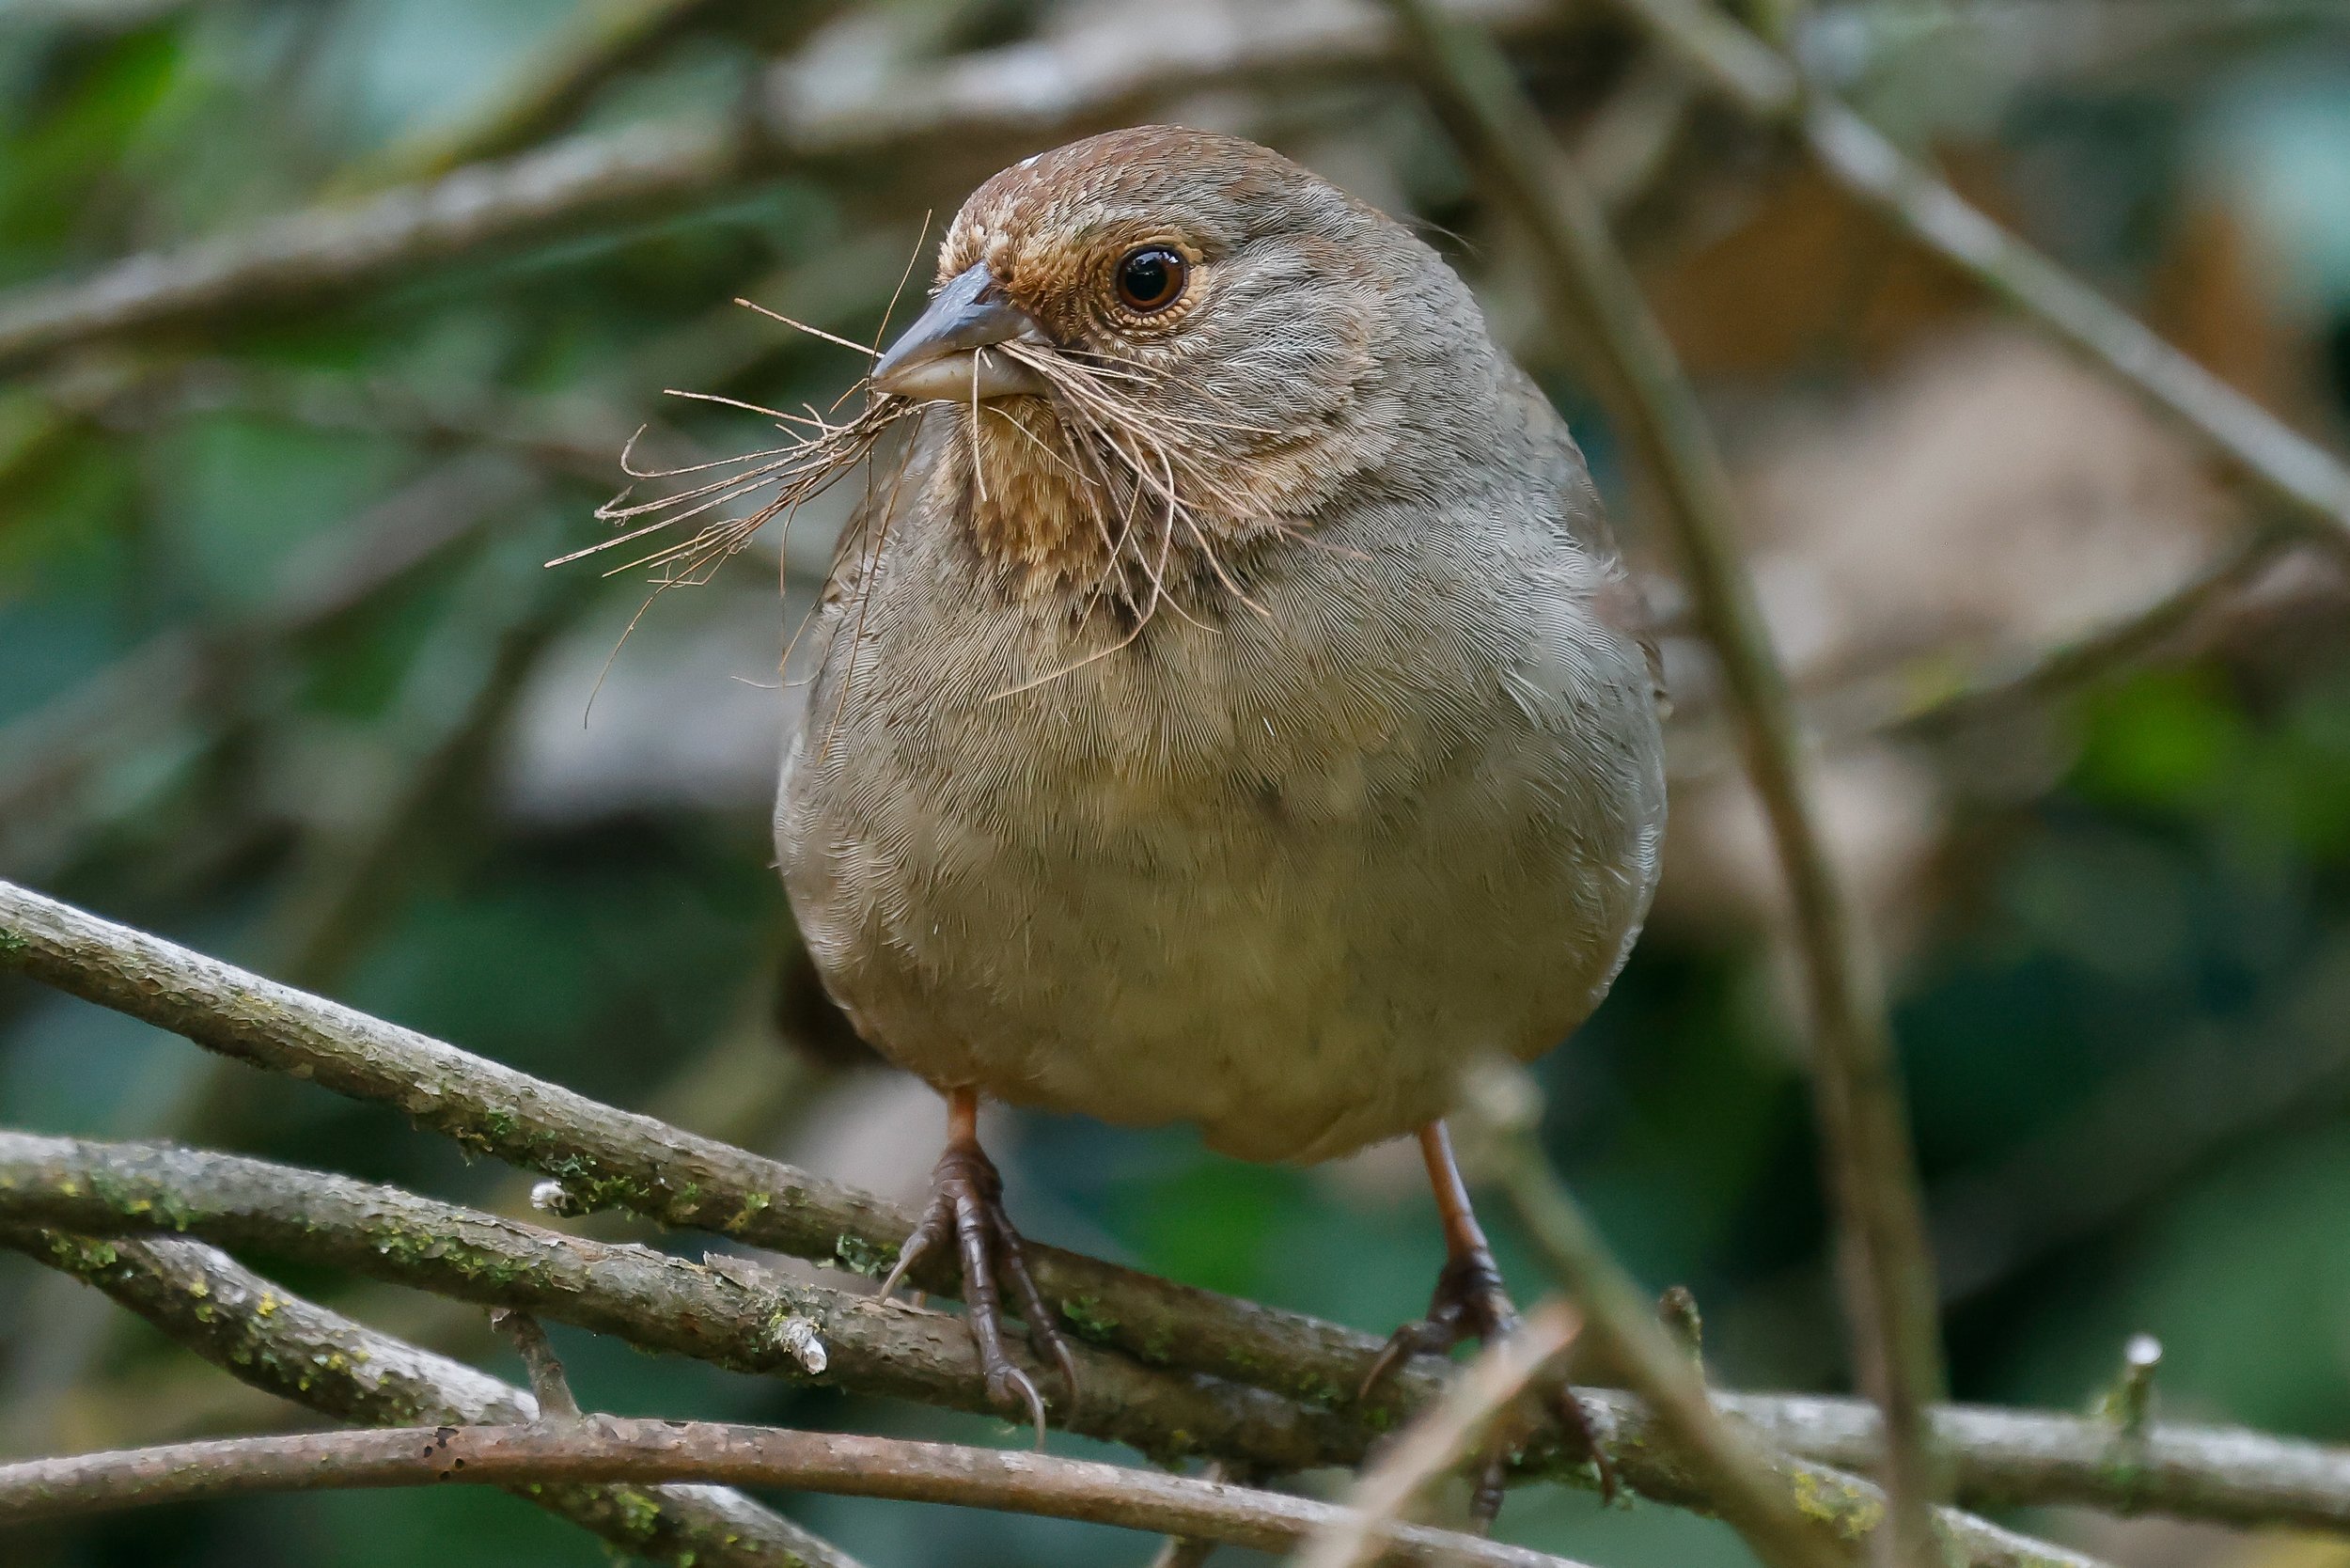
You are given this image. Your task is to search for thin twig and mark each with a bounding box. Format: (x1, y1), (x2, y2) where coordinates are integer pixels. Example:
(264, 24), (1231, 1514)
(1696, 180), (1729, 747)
(492, 1311), (583, 1422)
(1887, 522), (2300, 739)
(1457, 1069), (1849, 1568)
(0, 1229), (862, 1568)
(1381, 6), (1949, 1564)
(1596, 0), (2350, 559)
(347, 0), (837, 187)
(0, 1418), (1589, 1566)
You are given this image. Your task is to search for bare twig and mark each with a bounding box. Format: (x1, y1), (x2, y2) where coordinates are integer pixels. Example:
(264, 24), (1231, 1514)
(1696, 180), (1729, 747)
(1883, 522), (2299, 740)
(1297, 1300), (1583, 1568)
(0, 1418), (1590, 1567)
(1, 1229), (862, 1568)
(1383, 6), (1949, 1563)
(0, 120), (745, 372)
(0, 0), (1568, 371)
(1148, 1458), (1249, 1568)
(1599, 0), (2350, 559)
(348, 0), (827, 187)
(67, 360), (636, 481)
(491, 1311), (583, 1422)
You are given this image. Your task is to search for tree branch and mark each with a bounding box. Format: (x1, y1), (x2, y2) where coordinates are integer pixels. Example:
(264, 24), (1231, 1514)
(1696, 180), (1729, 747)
(1882, 521), (2300, 740)
(1381, 7), (1949, 1564)
(0, 1133), (2099, 1568)
(348, 0), (831, 188)
(1596, 0), (2350, 559)
(0, 0), (1566, 371)
(0, 1419), (1591, 1567)
(0, 875), (1390, 1418)
(0, 884), (2335, 1552)
(0, 1128), (2280, 1567)
(0, 1228), (861, 1568)
(0, 1130), (1372, 1477)
(0, 120), (746, 372)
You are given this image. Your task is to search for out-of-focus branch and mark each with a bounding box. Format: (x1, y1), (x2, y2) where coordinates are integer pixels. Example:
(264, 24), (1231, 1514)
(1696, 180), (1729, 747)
(1601, 0), (2350, 559)
(67, 361), (635, 482)
(0, 120), (744, 372)
(0, 455), (533, 881)
(0, 0), (1566, 371)
(1298, 1302), (1584, 1568)
(349, 0), (833, 188)
(1381, 7), (1949, 1565)
(1717, 1389), (2350, 1533)
(1805, 2), (2350, 111)
(1459, 1070), (1849, 1568)
(0, 1419), (1588, 1568)
(0, 1230), (861, 1568)
(1868, 521), (2302, 743)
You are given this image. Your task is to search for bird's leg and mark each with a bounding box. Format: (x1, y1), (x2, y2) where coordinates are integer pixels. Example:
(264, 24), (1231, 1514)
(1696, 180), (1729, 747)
(877, 1087), (1079, 1442)
(1361, 1121), (1615, 1522)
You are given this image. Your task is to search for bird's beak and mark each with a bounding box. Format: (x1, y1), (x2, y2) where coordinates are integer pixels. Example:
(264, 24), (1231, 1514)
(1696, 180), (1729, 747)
(871, 263), (1052, 402)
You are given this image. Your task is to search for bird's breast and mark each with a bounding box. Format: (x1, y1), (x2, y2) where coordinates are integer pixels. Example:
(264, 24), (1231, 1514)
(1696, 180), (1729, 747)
(776, 491), (1665, 1162)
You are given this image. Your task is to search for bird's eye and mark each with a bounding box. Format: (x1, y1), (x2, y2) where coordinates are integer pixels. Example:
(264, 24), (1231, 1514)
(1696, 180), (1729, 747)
(1113, 246), (1187, 314)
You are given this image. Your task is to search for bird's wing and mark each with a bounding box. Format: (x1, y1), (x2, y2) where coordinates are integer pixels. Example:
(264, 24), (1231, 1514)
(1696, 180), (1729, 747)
(1508, 368), (1671, 716)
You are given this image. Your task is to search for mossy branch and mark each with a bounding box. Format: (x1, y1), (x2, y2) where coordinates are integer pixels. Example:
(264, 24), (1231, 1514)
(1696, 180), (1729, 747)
(8, 885), (2350, 1559)
(0, 1228), (861, 1568)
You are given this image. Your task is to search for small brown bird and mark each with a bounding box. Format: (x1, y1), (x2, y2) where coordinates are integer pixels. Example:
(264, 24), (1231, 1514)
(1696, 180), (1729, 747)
(776, 126), (1666, 1477)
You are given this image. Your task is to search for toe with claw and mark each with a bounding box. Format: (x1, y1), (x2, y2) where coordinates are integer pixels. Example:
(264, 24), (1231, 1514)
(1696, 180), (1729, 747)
(877, 1087), (1079, 1443)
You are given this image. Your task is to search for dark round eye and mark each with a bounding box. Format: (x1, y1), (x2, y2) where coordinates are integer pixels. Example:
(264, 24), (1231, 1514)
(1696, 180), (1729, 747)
(1114, 246), (1188, 314)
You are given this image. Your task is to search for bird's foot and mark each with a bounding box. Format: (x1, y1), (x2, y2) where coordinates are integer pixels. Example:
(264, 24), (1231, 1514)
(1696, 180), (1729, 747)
(1360, 1243), (1517, 1392)
(878, 1129), (1078, 1444)
(1363, 1243), (1617, 1523)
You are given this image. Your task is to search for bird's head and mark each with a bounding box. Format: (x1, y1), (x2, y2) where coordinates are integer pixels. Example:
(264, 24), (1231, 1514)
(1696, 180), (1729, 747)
(870, 126), (1479, 596)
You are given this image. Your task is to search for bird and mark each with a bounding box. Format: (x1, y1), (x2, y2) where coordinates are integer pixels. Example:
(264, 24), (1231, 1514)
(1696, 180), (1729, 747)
(774, 124), (1667, 1503)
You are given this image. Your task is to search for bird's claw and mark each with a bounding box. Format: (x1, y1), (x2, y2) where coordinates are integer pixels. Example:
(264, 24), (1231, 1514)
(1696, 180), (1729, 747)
(1364, 1243), (1617, 1523)
(880, 1137), (1078, 1446)
(1358, 1245), (1516, 1398)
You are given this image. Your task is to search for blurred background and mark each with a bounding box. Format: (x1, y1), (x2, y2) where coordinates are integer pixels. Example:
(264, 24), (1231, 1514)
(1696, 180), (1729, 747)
(6, 1), (2350, 1564)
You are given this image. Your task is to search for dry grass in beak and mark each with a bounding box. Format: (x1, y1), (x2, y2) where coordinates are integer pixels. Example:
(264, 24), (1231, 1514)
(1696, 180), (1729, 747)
(548, 393), (912, 587)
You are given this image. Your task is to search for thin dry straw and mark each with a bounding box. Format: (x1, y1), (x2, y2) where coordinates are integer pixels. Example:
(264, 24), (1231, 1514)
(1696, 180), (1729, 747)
(549, 398), (909, 585)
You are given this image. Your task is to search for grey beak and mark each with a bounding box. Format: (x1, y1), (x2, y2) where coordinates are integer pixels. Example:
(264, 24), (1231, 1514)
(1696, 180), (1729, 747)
(871, 263), (1052, 402)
